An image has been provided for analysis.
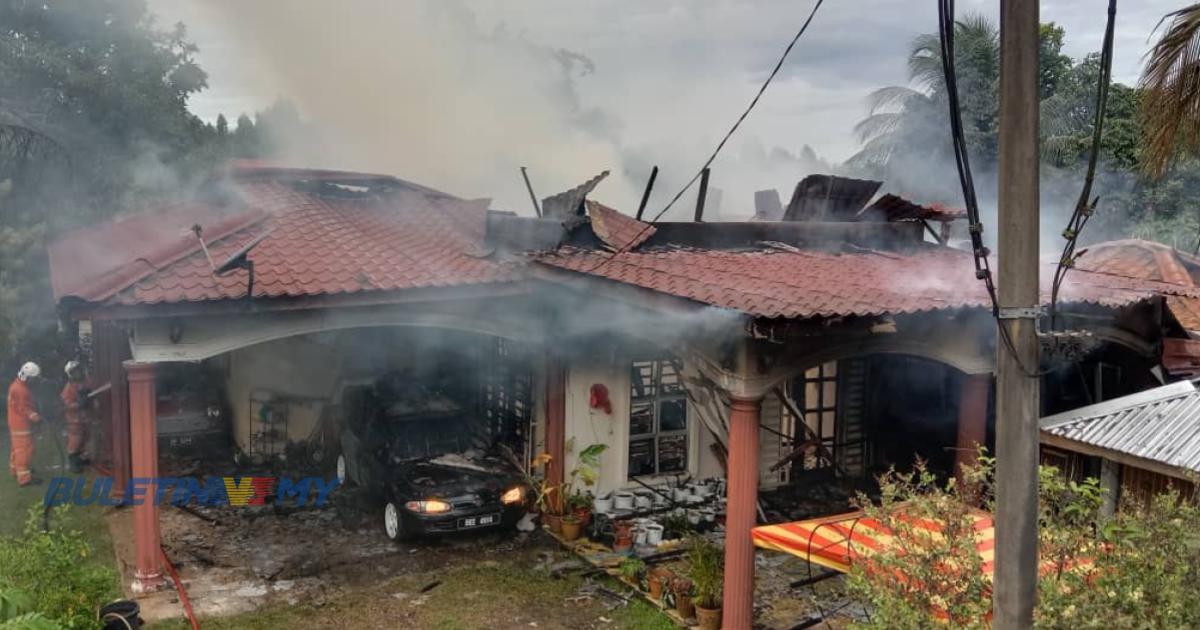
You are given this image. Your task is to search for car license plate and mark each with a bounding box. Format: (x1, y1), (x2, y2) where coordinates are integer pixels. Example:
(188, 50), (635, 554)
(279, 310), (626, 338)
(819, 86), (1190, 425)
(458, 514), (498, 529)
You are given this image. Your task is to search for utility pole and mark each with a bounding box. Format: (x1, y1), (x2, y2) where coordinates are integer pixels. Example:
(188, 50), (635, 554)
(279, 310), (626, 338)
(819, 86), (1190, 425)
(994, 0), (1040, 628)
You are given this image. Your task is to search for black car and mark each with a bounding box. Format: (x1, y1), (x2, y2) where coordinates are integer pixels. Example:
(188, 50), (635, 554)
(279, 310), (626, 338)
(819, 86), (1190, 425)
(337, 379), (528, 541)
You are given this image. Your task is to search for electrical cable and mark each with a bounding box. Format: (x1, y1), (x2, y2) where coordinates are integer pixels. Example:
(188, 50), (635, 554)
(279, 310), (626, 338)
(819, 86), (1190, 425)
(577, 0), (826, 274)
(937, 0), (1043, 378)
(1049, 0), (1117, 328)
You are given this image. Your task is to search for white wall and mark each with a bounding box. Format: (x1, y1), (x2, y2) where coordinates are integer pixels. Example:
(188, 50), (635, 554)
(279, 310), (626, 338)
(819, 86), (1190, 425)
(562, 351), (723, 498)
(225, 335), (345, 451)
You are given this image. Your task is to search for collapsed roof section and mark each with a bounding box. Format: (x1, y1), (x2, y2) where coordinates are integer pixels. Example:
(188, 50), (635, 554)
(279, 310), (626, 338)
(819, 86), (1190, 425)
(781, 175), (882, 222)
(539, 170), (609, 230)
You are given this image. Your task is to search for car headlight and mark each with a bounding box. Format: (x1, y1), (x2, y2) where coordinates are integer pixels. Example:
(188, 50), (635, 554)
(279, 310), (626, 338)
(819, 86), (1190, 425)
(501, 486), (525, 505)
(405, 499), (452, 513)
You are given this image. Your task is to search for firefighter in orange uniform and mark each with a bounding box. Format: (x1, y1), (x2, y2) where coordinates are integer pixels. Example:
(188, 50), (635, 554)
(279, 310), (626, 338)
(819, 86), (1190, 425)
(61, 360), (91, 473)
(7, 362), (42, 486)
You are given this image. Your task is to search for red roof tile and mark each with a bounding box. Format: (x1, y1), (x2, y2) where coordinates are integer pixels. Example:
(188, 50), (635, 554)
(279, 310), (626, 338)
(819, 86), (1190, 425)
(537, 245), (1160, 319)
(1065, 239), (1200, 332)
(1073, 239), (1198, 285)
(51, 169), (517, 307)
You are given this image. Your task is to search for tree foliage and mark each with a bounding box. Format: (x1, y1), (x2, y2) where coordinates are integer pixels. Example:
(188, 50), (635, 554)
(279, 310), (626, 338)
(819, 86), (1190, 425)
(1139, 5), (1200, 179)
(0, 0), (273, 376)
(847, 457), (1200, 629)
(852, 13), (1200, 251)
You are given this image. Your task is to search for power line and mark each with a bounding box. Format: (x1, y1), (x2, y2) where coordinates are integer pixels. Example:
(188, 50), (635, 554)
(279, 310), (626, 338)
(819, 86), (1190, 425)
(937, 0), (1042, 378)
(579, 0), (826, 273)
(1049, 0), (1117, 327)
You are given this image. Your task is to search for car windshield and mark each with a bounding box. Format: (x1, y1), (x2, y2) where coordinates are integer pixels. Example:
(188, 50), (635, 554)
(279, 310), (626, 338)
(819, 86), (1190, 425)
(387, 415), (473, 460)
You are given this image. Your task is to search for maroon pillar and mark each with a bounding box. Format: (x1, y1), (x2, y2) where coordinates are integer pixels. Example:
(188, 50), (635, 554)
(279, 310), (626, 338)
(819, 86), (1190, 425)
(543, 355), (566, 499)
(723, 395), (762, 630)
(956, 373), (991, 481)
(109, 325), (131, 500)
(126, 362), (163, 593)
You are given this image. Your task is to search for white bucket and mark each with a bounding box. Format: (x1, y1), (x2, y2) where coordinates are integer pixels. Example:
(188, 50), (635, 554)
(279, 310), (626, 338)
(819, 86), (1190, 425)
(614, 492), (635, 510)
(593, 495), (614, 514)
(644, 523), (665, 545)
(635, 494), (652, 510)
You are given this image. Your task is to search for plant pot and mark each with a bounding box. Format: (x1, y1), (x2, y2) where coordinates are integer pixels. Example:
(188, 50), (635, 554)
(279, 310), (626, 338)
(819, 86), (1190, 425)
(647, 567), (674, 600)
(545, 513), (563, 534)
(674, 593), (695, 619)
(561, 518), (583, 541)
(648, 575), (666, 600)
(695, 604), (722, 630)
(572, 507), (592, 528)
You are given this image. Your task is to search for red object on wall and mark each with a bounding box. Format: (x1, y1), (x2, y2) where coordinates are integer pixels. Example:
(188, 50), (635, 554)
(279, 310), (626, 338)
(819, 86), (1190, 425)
(589, 383), (612, 414)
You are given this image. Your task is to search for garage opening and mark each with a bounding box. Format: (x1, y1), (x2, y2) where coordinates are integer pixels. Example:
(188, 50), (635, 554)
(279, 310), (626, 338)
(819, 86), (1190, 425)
(154, 327), (535, 490)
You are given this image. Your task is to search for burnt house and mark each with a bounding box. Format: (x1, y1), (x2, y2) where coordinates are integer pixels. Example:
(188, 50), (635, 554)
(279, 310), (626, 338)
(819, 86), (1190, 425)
(46, 167), (1200, 627)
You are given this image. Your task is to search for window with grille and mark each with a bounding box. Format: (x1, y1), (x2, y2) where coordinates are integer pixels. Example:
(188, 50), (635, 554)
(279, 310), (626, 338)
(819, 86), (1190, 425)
(628, 358), (688, 477)
(798, 361), (838, 470)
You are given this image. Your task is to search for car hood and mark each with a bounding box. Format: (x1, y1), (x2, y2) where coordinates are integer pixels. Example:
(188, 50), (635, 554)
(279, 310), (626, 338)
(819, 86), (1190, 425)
(396, 459), (520, 499)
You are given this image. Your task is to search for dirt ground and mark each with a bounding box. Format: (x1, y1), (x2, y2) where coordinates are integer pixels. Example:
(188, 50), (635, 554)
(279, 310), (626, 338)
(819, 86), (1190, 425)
(118, 486), (663, 628)
(116, 484), (868, 628)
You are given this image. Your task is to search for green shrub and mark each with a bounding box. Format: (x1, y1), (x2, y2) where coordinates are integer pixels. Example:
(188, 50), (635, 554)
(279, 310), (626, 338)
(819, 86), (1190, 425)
(846, 456), (1200, 629)
(686, 534), (723, 609)
(0, 505), (116, 629)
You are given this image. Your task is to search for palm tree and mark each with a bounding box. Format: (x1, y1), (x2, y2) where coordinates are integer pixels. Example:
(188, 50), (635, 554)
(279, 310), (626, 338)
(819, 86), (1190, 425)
(850, 15), (999, 169)
(1140, 5), (1200, 179)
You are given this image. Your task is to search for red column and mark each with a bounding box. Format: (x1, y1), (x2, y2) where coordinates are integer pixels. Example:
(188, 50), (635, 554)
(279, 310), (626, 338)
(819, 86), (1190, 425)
(723, 395), (762, 630)
(956, 373), (991, 482)
(100, 323), (132, 500)
(126, 361), (163, 593)
(543, 354), (567, 492)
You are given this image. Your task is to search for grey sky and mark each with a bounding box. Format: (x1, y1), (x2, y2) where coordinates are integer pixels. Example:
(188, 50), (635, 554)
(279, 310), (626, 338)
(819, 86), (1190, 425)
(150, 1), (1181, 213)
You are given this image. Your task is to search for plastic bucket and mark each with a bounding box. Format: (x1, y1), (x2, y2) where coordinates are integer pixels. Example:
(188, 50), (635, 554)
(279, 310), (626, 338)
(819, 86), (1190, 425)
(100, 600), (142, 629)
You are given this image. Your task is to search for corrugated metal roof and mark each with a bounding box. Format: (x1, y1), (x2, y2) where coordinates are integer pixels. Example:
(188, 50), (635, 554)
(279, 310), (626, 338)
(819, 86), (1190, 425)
(1040, 380), (1200, 474)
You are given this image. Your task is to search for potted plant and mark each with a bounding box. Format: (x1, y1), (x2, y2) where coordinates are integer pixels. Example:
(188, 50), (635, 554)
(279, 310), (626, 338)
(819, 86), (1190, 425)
(647, 566), (674, 600)
(501, 446), (553, 530)
(568, 490), (594, 528)
(617, 557), (646, 588)
(612, 519), (635, 553)
(539, 441), (608, 536)
(561, 512), (583, 541)
(671, 577), (695, 619)
(561, 441), (607, 507)
(687, 535), (723, 630)
(661, 511), (693, 540)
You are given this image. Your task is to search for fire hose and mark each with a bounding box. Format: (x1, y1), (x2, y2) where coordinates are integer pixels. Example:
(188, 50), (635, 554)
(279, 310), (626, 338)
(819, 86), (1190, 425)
(161, 546), (200, 630)
(41, 411), (69, 533)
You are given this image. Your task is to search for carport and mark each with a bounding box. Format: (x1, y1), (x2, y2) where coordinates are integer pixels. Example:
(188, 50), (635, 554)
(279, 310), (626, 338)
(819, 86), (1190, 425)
(49, 164), (554, 592)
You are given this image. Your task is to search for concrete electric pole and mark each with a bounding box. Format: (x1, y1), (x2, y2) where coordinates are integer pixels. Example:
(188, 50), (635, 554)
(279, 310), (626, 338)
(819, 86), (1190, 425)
(994, 0), (1041, 628)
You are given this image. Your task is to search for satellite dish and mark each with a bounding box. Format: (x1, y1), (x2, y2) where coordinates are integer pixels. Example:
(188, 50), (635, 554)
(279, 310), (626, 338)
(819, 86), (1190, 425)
(215, 231), (271, 275)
